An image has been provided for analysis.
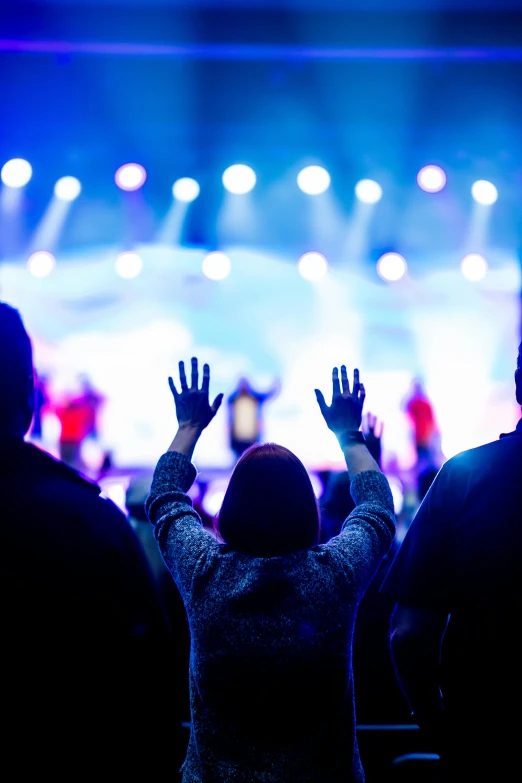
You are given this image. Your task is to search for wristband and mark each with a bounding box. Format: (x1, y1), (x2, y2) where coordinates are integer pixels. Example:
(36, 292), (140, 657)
(339, 430), (366, 448)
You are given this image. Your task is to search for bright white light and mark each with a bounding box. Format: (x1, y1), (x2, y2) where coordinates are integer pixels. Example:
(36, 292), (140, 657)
(298, 252), (328, 282)
(202, 251), (232, 281)
(386, 475), (405, 515)
(461, 253), (488, 282)
(80, 438), (106, 473)
(308, 472), (324, 500)
(471, 180), (498, 205)
(355, 179), (383, 204)
(201, 479), (229, 517)
(377, 252), (407, 282)
(115, 251), (143, 279)
(54, 176), (82, 201)
(222, 164), (256, 195)
(172, 177), (200, 202)
(99, 479), (129, 513)
(27, 251), (56, 278)
(1, 158), (32, 188)
(417, 165), (447, 193)
(297, 166), (331, 195)
(114, 163), (147, 192)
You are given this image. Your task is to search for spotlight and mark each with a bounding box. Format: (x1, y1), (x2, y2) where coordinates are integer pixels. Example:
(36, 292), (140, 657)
(1, 158), (32, 188)
(377, 252), (407, 282)
(115, 251), (143, 279)
(460, 253), (488, 282)
(297, 166), (330, 195)
(222, 164), (256, 195)
(355, 179), (383, 204)
(172, 177), (200, 203)
(27, 250), (56, 278)
(202, 251), (232, 281)
(471, 180), (498, 205)
(115, 163), (147, 192)
(417, 165), (447, 193)
(297, 252), (328, 282)
(54, 176), (82, 202)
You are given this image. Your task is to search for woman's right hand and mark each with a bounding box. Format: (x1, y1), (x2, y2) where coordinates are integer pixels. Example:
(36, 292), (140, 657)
(315, 366), (366, 441)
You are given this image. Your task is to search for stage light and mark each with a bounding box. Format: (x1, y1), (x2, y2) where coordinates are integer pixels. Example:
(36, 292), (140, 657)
(172, 177), (200, 203)
(54, 176), (82, 202)
(115, 251), (143, 279)
(202, 251), (232, 281)
(1, 158), (32, 188)
(297, 166), (330, 195)
(355, 179), (383, 204)
(377, 252), (407, 282)
(417, 165), (447, 193)
(461, 253), (488, 281)
(297, 252), (328, 282)
(471, 180), (497, 205)
(115, 163), (147, 192)
(27, 250), (55, 278)
(222, 164), (256, 195)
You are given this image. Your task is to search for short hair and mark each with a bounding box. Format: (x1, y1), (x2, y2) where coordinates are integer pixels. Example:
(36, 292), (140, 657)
(0, 302), (34, 429)
(216, 443), (320, 558)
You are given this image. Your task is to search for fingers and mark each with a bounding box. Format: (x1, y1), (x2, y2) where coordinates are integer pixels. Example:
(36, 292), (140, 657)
(341, 365), (350, 395)
(168, 376), (179, 399)
(352, 368), (360, 397)
(211, 393), (224, 414)
(190, 357), (198, 390)
(202, 363), (210, 394)
(332, 368), (341, 398)
(315, 388), (328, 418)
(179, 361), (188, 392)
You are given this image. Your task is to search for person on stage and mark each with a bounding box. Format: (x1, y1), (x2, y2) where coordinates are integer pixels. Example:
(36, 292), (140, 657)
(403, 377), (438, 464)
(227, 375), (280, 459)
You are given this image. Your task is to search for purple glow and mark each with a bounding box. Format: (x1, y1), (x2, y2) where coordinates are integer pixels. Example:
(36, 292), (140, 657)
(1, 39), (522, 61)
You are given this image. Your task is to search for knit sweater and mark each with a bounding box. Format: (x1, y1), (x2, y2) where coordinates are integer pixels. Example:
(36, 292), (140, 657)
(146, 451), (396, 783)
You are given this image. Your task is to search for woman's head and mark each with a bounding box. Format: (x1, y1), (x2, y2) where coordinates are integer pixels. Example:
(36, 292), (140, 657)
(216, 443), (320, 558)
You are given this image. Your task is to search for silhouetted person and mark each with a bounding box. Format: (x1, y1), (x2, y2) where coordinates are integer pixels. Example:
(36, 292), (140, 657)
(227, 375), (279, 458)
(0, 301), (175, 780)
(319, 414), (408, 726)
(127, 472), (191, 769)
(382, 342), (522, 782)
(147, 358), (395, 782)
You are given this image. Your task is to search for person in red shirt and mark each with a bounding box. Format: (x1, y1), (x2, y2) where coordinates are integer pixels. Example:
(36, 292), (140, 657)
(55, 376), (104, 470)
(404, 378), (438, 462)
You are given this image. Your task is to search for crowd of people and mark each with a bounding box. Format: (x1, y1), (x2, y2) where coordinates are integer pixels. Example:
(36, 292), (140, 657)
(1, 298), (521, 783)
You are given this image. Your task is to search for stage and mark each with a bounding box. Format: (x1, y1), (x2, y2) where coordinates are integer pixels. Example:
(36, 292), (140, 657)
(0, 242), (519, 479)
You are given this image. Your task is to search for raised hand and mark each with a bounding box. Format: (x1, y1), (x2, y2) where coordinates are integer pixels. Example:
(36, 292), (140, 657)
(315, 366), (366, 440)
(169, 358), (224, 433)
(362, 412), (384, 466)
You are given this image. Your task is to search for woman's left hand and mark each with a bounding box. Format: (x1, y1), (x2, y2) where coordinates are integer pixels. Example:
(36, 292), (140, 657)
(169, 358), (224, 433)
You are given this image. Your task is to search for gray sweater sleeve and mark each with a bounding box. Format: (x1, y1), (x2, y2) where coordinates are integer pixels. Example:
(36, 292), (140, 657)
(323, 470), (396, 598)
(145, 451), (219, 600)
